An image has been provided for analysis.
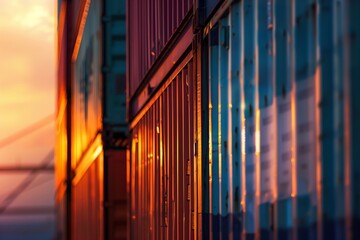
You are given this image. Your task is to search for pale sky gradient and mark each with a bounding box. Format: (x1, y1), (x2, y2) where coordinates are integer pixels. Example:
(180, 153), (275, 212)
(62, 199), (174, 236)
(0, 0), (55, 238)
(0, 0), (55, 136)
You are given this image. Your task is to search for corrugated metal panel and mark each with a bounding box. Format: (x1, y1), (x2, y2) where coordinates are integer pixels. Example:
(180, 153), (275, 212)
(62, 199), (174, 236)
(127, 0), (193, 97)
(257, 1), (276, 239)
(128, 24), (193, 120)
(273, 1), (294, 239)
(127, 0), (360, 239)
(73, 157), (103, 240)
(294, 0), (317, 239)
(203, 0), (297, 238)
(129, 59), (195, 240)
(200, 0), (358, 239)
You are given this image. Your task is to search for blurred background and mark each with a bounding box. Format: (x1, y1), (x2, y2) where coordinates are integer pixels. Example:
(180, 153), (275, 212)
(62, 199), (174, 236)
(1, 0), (359, 239)
(0, 0), (55, 239)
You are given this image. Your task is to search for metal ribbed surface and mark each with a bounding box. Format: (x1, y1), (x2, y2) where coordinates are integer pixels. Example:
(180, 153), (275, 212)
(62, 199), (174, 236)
(201, 0), (358, 239)
(128, 0), (360, 239)
(73, 158), (103, 240)
(128, 0), (193, 97)
(202, 0), (317, 238)
(130, 60), (195, 240)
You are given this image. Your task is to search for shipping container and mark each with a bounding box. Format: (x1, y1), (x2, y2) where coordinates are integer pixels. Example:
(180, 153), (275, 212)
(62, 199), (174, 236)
(128, 0), (360, 239)
(127, 0), (198, 238)
(56, 0), (127, 239)
(127, 18), (197, 240)
(127, 0), (193, 99)
(130, 59), (196, 240)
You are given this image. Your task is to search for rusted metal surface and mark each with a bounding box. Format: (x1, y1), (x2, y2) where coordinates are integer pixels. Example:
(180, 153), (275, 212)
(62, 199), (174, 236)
(127, 0), (193, 98)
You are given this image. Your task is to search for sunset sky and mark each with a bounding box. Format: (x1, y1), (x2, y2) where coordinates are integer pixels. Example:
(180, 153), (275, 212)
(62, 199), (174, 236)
(0, 0), (55, 238)
(0, 0), (55, 134)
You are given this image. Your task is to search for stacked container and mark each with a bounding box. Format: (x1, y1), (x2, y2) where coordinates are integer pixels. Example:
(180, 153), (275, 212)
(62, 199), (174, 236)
(127, 0), (196, 238)
(56, 0), (127, 239)
(128, 0), (360, 239)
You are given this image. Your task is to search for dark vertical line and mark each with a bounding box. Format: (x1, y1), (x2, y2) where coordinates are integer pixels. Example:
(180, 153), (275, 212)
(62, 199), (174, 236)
(65, 1), (72, 239)
(101, 0), (109, 239)
(126, 0), (130, 117)
(201, 34), (210, 240)
(196, 30), (204, 240)
(179, 70), (184, 240)
(146, 0), (150, 69)
(189, 60), (195, 239)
